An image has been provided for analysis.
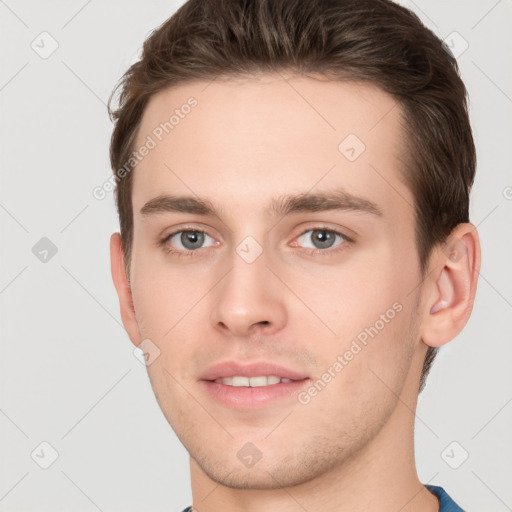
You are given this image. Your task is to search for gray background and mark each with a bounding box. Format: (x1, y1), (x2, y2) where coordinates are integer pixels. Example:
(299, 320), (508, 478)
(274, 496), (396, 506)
(1, 1), (511, 510)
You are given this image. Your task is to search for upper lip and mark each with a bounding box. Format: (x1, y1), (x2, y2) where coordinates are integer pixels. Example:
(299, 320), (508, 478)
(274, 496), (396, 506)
(200, 361), (309, 381)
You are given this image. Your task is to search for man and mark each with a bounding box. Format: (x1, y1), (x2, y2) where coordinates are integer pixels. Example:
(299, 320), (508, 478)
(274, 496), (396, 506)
(108, 0), (480, 510)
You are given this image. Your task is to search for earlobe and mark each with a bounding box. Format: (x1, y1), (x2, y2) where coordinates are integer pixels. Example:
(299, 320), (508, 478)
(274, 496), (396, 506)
(421, 224), (481, 348)
(110, 233), (142, 347)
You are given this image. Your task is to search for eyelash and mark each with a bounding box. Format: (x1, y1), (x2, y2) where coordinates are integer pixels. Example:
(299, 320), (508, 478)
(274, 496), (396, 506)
(158, 226), (353, 259)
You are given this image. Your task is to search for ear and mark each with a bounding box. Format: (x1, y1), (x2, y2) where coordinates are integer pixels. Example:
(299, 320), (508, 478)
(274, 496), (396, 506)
(421, 223), (481, 348)
(110, 232), (142, 347)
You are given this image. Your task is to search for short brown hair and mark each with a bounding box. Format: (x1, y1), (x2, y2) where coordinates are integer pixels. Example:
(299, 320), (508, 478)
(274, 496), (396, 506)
(108, 0), (476, 393)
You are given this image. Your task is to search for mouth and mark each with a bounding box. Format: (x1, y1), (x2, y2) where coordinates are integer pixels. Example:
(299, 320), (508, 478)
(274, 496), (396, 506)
(199, 361), (311, 409)
(212, 376), (297, 387)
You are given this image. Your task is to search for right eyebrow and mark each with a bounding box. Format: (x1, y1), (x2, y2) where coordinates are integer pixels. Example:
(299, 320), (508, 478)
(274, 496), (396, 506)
(140, 195), (217, 217)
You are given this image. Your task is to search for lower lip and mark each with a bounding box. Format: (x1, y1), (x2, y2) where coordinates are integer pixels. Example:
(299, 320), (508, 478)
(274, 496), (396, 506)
(200, 379), (311, 409)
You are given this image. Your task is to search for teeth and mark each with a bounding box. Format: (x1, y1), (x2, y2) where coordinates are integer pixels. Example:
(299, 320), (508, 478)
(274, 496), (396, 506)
(249, 376), (268, 387)
(233, 376), (249, 387)
(213, 376), (294, 387)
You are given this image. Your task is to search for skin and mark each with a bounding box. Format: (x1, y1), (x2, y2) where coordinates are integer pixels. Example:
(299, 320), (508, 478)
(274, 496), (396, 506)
(110, 72), (480, 511)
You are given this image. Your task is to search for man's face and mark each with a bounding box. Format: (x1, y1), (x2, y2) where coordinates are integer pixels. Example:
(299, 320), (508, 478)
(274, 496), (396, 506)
(126, 73), (427, 488)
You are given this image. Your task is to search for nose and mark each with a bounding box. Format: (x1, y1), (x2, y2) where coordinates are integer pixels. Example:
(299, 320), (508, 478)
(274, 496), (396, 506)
(210, 246), (287, 338)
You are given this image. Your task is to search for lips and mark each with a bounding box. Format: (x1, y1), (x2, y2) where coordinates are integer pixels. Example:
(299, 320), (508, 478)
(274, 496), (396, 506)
(200, 360), (309, 382)
(199, 360), (311, 409)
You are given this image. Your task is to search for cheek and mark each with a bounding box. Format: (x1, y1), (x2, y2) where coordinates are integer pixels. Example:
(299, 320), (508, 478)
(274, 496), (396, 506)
(298, 303), (418, 445)
(297, 250), (419, 389)
(292, 254), (404, 340)
(336, 298), (419, 413)
(130, 259), (211, 378)
(130, 254), (202, 337)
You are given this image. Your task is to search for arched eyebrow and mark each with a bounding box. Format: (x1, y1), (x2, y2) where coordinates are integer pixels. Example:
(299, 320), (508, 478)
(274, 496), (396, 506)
(139, 188), (383, 218)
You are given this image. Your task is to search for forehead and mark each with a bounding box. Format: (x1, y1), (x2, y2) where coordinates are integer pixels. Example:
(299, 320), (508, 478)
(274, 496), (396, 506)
(131, 73), (410, 217)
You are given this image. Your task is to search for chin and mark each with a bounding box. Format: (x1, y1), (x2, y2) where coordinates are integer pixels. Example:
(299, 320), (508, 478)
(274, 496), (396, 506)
(189, 436), (351, 490)
(197, 459), (314, 490)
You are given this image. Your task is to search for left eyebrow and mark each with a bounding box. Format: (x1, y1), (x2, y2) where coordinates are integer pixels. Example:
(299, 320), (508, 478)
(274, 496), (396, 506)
(139, 188), (383, 219)
(268, 188), (383, 217)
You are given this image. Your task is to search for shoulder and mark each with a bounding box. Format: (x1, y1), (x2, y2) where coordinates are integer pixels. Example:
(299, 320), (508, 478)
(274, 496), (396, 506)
(426, 484), (466, 512)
